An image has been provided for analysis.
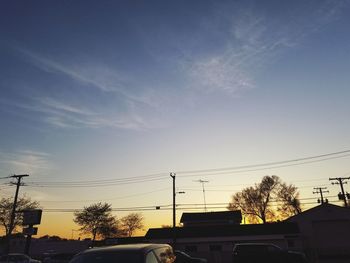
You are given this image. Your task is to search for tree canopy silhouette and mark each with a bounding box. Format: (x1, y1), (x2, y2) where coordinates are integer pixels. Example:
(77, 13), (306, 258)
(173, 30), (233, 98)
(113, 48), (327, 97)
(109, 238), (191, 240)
(227, 175), (301, 223)
(74, 202), (119, 241)
(0, 196), (40, 236)
(120, 213), (144, 237)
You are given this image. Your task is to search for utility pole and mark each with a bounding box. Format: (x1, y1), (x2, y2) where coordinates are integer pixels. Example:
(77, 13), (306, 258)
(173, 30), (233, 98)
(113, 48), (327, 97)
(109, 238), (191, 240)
(170, 172), (176, 248)
(313, 187), (329, 204)
(169, 173), (184, 248)
(194, 179), (209, 212)
(329, 177), (350, 207)
(7, 174), (29, 253)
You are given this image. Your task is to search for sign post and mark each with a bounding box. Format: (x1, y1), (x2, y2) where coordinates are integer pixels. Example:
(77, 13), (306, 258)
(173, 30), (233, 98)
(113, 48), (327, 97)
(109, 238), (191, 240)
(22, 209), (42, 255)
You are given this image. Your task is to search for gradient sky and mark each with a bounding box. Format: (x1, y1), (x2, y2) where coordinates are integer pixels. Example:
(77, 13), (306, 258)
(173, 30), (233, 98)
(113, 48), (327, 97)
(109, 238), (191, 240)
(1, 0), (350, 238)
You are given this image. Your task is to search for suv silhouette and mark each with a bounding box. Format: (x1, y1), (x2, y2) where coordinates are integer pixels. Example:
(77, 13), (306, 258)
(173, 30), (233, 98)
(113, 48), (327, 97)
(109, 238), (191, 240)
(233, 243), (308, 263)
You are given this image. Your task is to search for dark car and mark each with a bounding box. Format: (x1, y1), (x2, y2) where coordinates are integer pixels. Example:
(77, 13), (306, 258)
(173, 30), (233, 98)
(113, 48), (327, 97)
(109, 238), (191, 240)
(174, 251), (207, 263)
(232, 243), (308, 263)
(43, 253), (75, 263)
(286, 251), (309, 263)
(233, 243), (284, 263)
(0, 254), (41, 263)
(69, 243), (175, 263)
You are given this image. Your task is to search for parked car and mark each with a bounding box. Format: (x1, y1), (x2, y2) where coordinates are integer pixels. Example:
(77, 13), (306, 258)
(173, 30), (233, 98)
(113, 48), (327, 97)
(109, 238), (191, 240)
(286, 251), (309, 263)
(174, 251), (207, 263)
(0, 254), (41, 263)
(233, 243), (308, 263)
(69, 243), (175, 263)
(43, 253), (75, 263)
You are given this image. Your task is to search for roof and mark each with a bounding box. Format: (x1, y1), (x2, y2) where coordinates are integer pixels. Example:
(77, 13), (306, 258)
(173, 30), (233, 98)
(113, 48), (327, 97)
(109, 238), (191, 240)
(105, 236), (147, 245)
(180, 211), (242, 223)
(146, 222), (299, 239)
(286, 203), (350, 222)
(80, 243), (170, 255)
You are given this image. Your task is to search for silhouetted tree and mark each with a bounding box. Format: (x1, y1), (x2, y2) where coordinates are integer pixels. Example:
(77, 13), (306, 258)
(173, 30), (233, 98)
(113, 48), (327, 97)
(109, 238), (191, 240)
(0, 196), (40, 235)
(228, 175), (300, 223)
(120, 213), (144, 237)
(277, 182), (302, 217)
(74, 202), (119, 242)
(98, 221), (125, 239)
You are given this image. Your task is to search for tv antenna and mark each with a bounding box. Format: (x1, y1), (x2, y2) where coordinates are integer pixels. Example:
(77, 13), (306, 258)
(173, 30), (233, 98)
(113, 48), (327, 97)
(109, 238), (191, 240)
(194, 179), (209, 212)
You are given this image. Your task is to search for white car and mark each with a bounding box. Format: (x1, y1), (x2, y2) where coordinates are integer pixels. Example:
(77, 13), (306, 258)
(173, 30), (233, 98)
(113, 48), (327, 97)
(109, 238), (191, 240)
(69, 244), (175, 263)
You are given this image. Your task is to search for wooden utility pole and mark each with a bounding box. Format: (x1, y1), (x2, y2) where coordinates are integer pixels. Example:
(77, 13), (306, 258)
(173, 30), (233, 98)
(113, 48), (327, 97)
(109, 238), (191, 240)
(313, 187), (329, 204)
(170, 172), (176, 248)
(330, 177), (350, 207)
(7, 174), (29, 253)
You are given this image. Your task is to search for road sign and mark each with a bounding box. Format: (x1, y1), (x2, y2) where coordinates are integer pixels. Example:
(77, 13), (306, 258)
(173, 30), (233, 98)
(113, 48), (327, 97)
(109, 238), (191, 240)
(23, 227), (38, 236)
(22, 209), (42, 226)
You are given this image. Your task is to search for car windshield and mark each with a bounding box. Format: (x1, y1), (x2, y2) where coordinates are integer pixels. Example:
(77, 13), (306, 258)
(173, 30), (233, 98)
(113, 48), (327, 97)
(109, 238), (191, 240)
(69, 251), (142, 263)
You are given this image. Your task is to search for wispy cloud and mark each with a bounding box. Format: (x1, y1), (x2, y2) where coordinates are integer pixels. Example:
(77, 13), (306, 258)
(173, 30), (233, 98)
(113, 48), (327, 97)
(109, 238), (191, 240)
(187, 56), (254, 94)
(16, 47), (157, 108)
(33, 97), (151, 130)
(183, 0), (345, 95)
(7, 0), (346, 131)
(40, 97), (93, 115)
(0, 150), (53, 176)
(17, 47), (116, 92)
(39, 97), (153, 130)
(8, 48), (168, 130)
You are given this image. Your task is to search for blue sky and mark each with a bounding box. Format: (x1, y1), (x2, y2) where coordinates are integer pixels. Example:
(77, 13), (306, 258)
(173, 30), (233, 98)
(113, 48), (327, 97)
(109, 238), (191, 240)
(1, 0), (350, 236)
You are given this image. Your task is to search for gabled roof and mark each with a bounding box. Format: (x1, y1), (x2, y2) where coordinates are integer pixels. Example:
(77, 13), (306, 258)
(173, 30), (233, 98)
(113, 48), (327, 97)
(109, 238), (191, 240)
(180, 211), (242, 223)
(146, 222), (299, 239)
(286, 203), (350, 222)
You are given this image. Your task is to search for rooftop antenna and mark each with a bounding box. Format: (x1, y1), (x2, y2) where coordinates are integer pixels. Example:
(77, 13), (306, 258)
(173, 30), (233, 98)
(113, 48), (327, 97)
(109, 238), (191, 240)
(194, 179), (209, 212)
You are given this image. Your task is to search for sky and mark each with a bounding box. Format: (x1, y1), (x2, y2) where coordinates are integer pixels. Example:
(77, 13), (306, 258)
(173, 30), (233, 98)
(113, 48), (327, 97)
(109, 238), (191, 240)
(1, 0), (350, 238)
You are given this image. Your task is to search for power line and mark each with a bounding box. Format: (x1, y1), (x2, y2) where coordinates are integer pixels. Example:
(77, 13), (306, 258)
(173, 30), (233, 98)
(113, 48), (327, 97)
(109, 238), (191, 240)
(0, 175), (12, 180)
(39, 199), (343, 213)
(176, 149), (350, 175)
(3, 149), (348, 189)
(23, 153), (343, 188)
(24, 176), (168, 188)
(38, 188), (171, 203)
(176, 154), (350, 178)
(27, 172), (168, 185)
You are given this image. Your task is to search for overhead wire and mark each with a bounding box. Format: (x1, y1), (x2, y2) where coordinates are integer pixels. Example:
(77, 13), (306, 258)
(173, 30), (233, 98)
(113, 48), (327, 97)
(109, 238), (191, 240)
(25, 173), (168, 186)
(39, 198), (343, 213)
(38, 187), (171, 203)
(4, 149), (348, 189)
(1, 150), (349, 209)
(175, 149), (350, 175)
(176, 153), (350, 178)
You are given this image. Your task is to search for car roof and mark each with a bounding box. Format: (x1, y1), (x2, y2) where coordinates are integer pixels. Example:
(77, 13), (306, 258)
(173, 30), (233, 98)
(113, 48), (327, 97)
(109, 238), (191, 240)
(80, 243), (171, 255)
